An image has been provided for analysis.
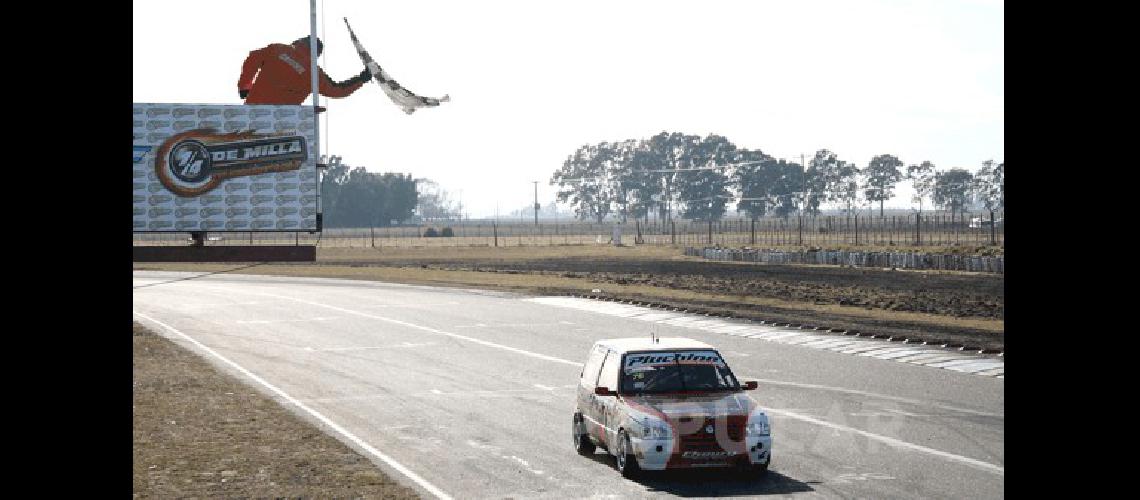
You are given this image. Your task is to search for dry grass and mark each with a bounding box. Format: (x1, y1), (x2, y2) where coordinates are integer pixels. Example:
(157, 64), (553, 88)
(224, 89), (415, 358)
(133, 322), (421, 499)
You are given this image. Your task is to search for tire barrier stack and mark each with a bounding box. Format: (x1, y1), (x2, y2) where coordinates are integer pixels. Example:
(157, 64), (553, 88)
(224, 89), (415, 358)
(685, 247), (1004, 274)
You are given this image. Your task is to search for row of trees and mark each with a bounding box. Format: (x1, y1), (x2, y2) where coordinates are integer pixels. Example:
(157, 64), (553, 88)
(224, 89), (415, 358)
(320, 156), (418, 228)
(550, 131), (1004, 224)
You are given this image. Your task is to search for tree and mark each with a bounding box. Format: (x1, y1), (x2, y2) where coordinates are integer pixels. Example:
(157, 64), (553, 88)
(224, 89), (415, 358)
(906, 161), (937, 214)
(550, 142), (616, 223)
(415, 178), (462, 221)
(807, 149), (847, 216)
(863, 154), (904, 217)
(833, 160), (861, 216)
(933, 168), (974, 219)
(611, 139), (652, 223)
(769, 159), (803, 219)
(642, 131), (701, 223)
(675, 134), (735, 222)
(319, 161), (418, 228)
(973, 159), (1004, 214)
(733, 149), (776, 219)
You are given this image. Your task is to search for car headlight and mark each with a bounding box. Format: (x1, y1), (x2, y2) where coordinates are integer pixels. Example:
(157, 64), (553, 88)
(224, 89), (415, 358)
(639, 419), (672, 439)
(746, 417), (770, 436)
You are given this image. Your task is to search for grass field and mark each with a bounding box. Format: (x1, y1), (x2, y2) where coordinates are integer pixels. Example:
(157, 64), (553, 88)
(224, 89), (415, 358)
(133, 322), (421, 498)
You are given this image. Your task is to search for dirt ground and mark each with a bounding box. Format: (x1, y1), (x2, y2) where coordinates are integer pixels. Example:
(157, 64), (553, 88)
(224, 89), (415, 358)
(133, 322), (421, 499)
(136, 245), (1004, 351)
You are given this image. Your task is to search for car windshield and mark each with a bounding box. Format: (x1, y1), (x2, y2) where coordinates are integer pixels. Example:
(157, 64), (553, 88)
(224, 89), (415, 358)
(619, 350), (740, 394)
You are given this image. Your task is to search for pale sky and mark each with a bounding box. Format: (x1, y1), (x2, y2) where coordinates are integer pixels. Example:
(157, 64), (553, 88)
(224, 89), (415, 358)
(133, 0), (1003, 218)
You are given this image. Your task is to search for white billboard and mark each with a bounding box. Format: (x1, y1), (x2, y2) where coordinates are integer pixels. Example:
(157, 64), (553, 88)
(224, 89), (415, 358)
(133, 103), (319, 232)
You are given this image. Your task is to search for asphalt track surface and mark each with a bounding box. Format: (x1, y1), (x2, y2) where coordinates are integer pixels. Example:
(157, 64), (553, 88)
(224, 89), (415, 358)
(134, 271), (1003, 499)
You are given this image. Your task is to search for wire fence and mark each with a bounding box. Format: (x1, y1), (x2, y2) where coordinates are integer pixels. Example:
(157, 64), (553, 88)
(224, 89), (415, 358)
(133, 212), (1004, 249)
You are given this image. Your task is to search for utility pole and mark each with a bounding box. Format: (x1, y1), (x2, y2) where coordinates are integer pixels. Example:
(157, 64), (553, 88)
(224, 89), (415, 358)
(532, 181), (539, 226)
(799, 153), (806, 246)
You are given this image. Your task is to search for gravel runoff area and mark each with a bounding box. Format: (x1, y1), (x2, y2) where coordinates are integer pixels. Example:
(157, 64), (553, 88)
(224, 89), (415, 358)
(133, 321), (421, 499)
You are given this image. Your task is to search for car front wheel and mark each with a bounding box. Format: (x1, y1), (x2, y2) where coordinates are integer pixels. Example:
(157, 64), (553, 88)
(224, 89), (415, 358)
(615, 430), (641, 479)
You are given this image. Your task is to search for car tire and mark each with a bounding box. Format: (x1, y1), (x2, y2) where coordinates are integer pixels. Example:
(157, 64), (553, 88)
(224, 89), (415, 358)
(751, 454), (770, 477)
(573, 413), (596, 456)
(615, 430), (641, 479)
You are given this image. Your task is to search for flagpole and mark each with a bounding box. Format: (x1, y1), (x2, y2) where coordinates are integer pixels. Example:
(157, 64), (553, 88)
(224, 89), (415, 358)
(308, 0), (322, 230)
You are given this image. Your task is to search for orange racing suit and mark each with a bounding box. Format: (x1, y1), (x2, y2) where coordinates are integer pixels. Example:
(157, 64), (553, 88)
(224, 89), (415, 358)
(238, 42), (367, 105)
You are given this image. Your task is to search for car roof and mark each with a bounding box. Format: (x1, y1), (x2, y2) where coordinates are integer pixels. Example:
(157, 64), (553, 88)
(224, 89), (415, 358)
(594, 337), (716, 353)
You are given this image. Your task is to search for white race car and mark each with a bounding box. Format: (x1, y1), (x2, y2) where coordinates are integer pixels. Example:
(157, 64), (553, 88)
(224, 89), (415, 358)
(572, 337), (772, 478)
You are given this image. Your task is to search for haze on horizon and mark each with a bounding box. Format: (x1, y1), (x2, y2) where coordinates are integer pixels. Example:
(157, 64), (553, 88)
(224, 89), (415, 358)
(133, 0), (1003, 219)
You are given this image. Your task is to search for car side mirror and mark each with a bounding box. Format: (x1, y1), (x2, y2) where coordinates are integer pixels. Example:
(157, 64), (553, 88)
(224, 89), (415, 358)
(742, 381), (758, 391)
(595, 386), (616, 396)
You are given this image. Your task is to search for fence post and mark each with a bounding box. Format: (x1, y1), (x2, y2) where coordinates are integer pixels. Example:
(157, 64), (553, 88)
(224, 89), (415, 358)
(750, 218), (756, 245)
(854, 215), (859, 246)
(797, 216), (802, 246)
(671, 220), (676, 245)
(915, 213), (920, 246)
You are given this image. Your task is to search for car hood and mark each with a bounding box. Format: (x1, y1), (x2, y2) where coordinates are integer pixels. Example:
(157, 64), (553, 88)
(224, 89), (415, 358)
(623, 392), (760, 419)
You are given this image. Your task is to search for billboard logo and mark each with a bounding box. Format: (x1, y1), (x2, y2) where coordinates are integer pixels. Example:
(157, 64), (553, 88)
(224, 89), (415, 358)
(226, 220), (251, 230)
(133, 146), (152, 164)
(149, 220), (174, 229)
(251, 207), (275, 218)
(154, 129), (307, 197)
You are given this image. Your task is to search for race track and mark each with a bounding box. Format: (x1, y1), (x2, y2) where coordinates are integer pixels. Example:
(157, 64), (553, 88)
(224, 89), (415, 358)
(134, 271), (1003, 499)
